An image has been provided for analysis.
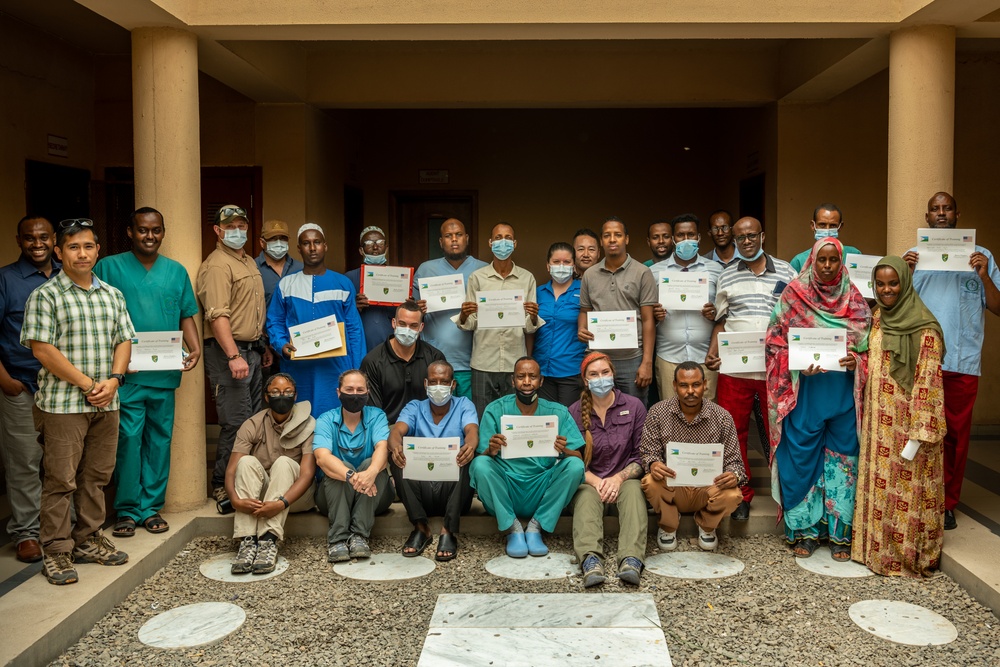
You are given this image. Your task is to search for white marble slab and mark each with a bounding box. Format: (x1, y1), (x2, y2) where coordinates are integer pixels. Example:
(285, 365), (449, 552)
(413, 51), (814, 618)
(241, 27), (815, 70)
(484, 553), (576, 581)
(199, 552), (289, 582)
(645, 552), (745, 579)
(796, 547), (874, 578)
(333, 553), (435, 581)
(430, 593), (661, 629)
(138, 602), (245, 649)
(419, 628), (672, 666)
(849, 600), (958, 646)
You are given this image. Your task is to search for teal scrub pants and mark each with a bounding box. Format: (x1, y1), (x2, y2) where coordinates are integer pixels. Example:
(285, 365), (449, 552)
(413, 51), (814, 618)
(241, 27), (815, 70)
(113, 383), (175, 523)
(453, 371), (473, 400)
(469, 455), (585, 532)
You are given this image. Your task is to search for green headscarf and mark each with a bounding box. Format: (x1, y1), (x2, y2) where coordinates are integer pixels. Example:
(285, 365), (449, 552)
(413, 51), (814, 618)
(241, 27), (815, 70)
(872, 255), (944, 395)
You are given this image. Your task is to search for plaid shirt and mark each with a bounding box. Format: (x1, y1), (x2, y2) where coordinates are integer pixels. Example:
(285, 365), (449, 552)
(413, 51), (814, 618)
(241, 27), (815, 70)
(20, 271), (135, 414)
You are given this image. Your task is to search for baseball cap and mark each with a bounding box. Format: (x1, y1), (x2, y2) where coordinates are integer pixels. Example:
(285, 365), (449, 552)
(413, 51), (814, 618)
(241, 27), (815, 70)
(262, 220), (290, 240)
(214, 204), (249, 226)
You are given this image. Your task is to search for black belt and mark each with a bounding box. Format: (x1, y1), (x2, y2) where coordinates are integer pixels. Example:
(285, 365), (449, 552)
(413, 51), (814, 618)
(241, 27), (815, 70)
(210, 338), (261, 352)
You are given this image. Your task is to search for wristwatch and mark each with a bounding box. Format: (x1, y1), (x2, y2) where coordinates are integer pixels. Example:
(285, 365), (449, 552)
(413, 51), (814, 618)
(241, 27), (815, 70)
(345, 470), (355, 482)
(111, 374), (125, 387)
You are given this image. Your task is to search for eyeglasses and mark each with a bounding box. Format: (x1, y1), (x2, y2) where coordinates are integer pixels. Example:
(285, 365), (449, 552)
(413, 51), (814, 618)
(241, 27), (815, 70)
(217, 207), (247, 219)
(58, 218), (94, 230)
(362, 239), (386, 250)
(267, 390), (295, 398)
(710, 225), (731, 234)
(734, 233), (761, 243)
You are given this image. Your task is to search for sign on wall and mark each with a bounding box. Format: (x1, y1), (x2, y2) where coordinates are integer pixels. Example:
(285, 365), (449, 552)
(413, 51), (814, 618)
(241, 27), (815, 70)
(47, 134), (69, 158)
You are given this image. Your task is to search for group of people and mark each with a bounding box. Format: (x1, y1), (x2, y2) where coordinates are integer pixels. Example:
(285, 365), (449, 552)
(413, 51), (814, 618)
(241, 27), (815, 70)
(0, 190), (992, 587)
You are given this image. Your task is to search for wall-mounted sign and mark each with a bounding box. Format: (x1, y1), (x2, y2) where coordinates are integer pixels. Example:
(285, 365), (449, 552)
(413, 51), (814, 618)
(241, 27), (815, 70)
(47, 134), (69, 158)
(419, 169), (449, 184)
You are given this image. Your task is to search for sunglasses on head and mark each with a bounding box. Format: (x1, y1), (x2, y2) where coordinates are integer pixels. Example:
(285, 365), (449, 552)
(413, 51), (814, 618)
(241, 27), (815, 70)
(217, 207), (247, 219)
(58, 218), (94, 230)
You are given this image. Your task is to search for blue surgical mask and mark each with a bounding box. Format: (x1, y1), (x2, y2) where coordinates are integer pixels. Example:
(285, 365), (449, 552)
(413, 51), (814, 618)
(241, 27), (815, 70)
(491, 239), (515, 261)
(674, 239), (700, 261)
(364, 253), (387, 265)
(735, 246), (764, 262)
(394, 326), (419, 347)
(548, 264), (574, 284)
(265, 240), (288, 260)
(813, 228), (839, 241)
(426, 384), (452, 406)
(588, 376), (615, 398)
(222, 228), (247, 250)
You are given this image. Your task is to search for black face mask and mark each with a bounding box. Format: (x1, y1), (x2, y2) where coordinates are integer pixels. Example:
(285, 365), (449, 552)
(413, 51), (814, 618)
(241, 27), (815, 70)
(268, 395), (295, 415)
(340, 393), (368, 414)
(515, 388), (538, 406)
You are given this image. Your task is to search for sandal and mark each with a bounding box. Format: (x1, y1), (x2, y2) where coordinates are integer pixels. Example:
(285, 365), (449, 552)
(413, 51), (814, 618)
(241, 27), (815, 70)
(436, 533), (458, 562)
(142, 513), (169, 534)
(793, 538), (819, 558)
(830, 544), (852, 561)
(402, 529), (432, 557)
(112, 517), (136, 538)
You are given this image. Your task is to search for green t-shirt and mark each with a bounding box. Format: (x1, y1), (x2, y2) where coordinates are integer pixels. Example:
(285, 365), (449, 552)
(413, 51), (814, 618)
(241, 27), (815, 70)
(789, 244), (862, 273)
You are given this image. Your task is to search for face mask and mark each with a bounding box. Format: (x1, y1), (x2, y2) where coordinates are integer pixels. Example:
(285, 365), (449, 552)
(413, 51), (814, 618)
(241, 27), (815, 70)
(548, 264), (574, 284)
(222, 229), (247, 250)
(394, 326), (419, 347)
(491, 239), (515, 261)
(265, 240), (288, 260)
(515, 388), (538, 406)
(674, 239), (700, 261)
(426, 384), (452, 406)
(735, 243), (765, 263)
(364, 253), (387, 265)
(268, 395), (295, 414)
(587, 376), (615, 398)
(813, 228), (839, 241)
(340, 393), (368, 414)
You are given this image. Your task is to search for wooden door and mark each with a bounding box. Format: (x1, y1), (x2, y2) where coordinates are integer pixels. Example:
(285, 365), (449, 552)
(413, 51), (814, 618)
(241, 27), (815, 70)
(387, 191), (478, 273)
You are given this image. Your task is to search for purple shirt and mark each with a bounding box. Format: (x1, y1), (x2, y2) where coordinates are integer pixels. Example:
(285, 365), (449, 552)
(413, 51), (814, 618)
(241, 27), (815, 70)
(569, 389), (646, 478)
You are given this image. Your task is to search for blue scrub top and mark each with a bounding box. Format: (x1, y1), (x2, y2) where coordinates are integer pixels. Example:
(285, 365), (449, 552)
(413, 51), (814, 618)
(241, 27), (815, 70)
(313, 405), (390, 473)
(534, 280), (586, 379)
(412, 255), (488, 372)
(397, 395), (478, 442)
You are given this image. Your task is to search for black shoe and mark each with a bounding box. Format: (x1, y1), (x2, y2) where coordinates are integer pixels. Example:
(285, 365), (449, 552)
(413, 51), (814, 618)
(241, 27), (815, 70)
(731, 500), (750, 521)
(944, 509), (957, 530)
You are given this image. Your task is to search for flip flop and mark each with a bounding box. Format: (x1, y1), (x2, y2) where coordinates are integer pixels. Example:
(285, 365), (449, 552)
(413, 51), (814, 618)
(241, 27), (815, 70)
(142, 513), (169, 534)
(112, 517), (136, 538)
(402, 529), (432, 557)
(436, 533), (458, 562)
(793, 538), (819, 558)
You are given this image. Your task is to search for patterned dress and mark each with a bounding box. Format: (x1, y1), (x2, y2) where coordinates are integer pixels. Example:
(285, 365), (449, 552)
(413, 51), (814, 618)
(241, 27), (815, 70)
(852, 313), (946, 577)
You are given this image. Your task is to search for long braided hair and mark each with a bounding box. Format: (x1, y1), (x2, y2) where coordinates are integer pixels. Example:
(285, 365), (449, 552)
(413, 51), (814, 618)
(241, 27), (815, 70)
(578, 352), (615, 468)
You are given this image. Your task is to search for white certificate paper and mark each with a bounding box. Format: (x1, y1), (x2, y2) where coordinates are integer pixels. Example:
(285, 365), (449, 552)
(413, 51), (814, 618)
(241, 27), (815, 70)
(916, 228), (975, 272)
(587, 310), (639, 350)
(718, 331), (766, 374)
(288, 315), (343, 357)
(788, 327), (847, 372)
(419, 274), (466, 313)
(666, 442), (724, 487)
(658, 271), (710, 311)
(128, 331), (184, 371)
(402, 437), (461, 482)
(477, 290), (526, 329)
(361, 264), (413, 305)
(845, 254), (881, 300)
(500, 415), (558, 460)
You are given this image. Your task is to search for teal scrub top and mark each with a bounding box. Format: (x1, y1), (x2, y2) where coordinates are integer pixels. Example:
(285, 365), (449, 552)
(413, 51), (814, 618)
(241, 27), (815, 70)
(477, 394), (584, 480)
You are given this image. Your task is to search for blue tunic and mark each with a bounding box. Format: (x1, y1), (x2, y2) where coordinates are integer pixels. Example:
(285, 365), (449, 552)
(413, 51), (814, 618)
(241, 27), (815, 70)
(534, 280), (586, 379)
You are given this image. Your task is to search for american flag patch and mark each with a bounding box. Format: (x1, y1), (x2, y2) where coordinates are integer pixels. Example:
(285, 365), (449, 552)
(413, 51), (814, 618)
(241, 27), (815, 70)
(697, 277), (707, 285)
(833, 334), (844, 342)
(453, 279), (462, 285)
(625, 316), (635, 323)
(963, 236), (973, 243)
(170, 337), (180, 344)
(447, 442), (459, 451)
(513, 294), (523, 302)
(544, 422), (555, 428)
(711, 450), (722, 457)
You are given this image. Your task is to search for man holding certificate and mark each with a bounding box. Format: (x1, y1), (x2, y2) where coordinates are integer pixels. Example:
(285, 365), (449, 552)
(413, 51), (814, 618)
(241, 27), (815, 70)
(345, 226), (398, 353)
(387, 361), (478, 561)
(267, 224), (365, 418)
(95, 207), (201, 538)
(469, 357), (585, 558)
(903, 192), (1000, 530)
(639, 362), (744, 552)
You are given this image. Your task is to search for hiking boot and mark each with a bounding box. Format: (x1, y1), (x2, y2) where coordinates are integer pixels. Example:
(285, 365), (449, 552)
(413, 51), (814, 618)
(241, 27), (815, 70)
(73, 533), (128, 566)
(232, 536), (257, 574)
(252, 538), (278, 575)
(212, 486), (229, 504)
(617, 556), (643, 586)
(348, 534), (371, 558)
(581, 554), (606, 588)
(42, 552), (78, 585)
(328, 541), (350, 563)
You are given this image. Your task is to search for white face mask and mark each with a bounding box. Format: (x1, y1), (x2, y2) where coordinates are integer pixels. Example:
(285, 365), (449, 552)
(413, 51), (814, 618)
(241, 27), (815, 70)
(364, 253), (387, 265)
(222, 228), (247, 250)
(394, 326), (419, 347)
(426, 384), (452, 406)
(548, 264), (574, 284)
(265, 240), (288, 260)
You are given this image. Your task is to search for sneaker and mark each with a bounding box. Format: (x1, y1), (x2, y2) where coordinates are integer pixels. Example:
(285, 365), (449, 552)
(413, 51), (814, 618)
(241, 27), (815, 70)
(232, 536), (257, 574)
(328, 541), (350, 563)
(212, 486), (229, 503)
(581, 554), (606, 588)
(657, 528), (677, 552)
(348, 534), (371, 558)
(252, 538), (278, 575)
(698, 527), (718, 551)
(42, 552), (78, 585)
(617, 556), (643, 586)
(73, 533), (128, 566)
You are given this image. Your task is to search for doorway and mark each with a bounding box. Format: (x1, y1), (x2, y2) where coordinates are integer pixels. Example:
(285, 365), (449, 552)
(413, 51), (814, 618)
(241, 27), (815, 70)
(24, 160), (91, 224)
(388, 191), (478, 271)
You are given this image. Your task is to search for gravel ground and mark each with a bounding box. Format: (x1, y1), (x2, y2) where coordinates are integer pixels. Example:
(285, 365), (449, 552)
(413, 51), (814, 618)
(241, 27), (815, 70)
(51, 533), (1000, 667)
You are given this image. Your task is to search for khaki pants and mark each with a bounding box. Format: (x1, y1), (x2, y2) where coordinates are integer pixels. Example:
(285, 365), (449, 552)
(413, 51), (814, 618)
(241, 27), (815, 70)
(654, 358), (718, 403)
(34, 407), (119, 554)
(571, 480), (648, 565)
(641, 473), (742, 533)
(233, 455), (315, 541)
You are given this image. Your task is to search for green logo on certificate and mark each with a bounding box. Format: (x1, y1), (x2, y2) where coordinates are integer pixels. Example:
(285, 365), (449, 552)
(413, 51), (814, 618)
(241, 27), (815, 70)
(741, 356), (748, 364)
(691, 468), (698, 477)
(942, 254), (949, 262)
(609, 333), (616, 341)
(527, 440), (534, 448)
(151, 355), (158, 363)
(680, 294), (687, 302)
(813, 353), (820, 361)
(383, 287), (389, 295)
(497, 312), (504, 320)
(315, 341), (321, 348)
(427, 463), (434, 471)
(441, 296), (447, 302)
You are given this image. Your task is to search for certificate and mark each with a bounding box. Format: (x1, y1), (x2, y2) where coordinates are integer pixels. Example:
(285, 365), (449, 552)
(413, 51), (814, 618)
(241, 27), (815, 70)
(288, 315), (343, 357)
(666, 442), (724, 487)
(915, 228), (975, 272)
(360, 265), (414, 305)
(587, 310), (639, 350)
(788, 327), (847, 372)
(128, 331), (184, 371)
(418, 274), (466, 313)
(500, 415), (558, 460)
(657, 271), (710, 311)
(402, 437), (461, 482)
(717, 331), (766, 374)
(845, 254), (881, 300)
(476, 290), (526, 329)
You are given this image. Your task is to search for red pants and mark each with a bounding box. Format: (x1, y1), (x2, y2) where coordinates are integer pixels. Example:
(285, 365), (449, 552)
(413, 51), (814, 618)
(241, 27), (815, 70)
(714, 374), (771, 503)
(943, 371), (978, 511)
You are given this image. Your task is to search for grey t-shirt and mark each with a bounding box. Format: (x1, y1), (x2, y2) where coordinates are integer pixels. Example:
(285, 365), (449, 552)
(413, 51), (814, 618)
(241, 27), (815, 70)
(579, 254), (658, 360)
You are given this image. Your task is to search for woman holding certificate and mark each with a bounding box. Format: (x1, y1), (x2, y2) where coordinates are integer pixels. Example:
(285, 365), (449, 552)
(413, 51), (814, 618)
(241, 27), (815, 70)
(765, 238), (871, 560)
(568, 352), (647, 587)
(852, 256), (946, 577)
(536, 243), (587, 406)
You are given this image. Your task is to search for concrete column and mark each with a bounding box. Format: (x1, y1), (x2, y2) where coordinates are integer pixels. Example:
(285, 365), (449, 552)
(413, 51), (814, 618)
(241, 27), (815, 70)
(132, 27), (206, 512)
(886, 25), (955, 255)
